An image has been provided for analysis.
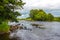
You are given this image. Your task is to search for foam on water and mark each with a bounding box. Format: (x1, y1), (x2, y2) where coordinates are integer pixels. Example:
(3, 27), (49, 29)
(9, 20), (60, 40)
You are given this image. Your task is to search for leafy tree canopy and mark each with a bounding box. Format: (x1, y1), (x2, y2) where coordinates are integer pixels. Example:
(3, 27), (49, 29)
(47, 13), (54, 21)
(30, 9), (54, 21)
(0, 0), (25, 23)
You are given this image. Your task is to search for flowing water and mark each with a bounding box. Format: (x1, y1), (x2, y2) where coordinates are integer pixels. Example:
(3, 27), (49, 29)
(1, 20), (60, 40)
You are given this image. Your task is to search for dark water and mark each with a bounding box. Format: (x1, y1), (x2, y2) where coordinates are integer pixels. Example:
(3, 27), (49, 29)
(1, 20), (60, 40)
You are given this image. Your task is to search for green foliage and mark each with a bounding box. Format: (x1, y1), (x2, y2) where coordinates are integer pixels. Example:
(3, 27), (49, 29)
(0, 0), (25, 23)
(35, 10), (47, 21)
(0, 22), (10, 32)
(57, 17), (60, 21)
(0, 0), (25, 32)
(30, 9), (54, 21)
(54, 17), (60, 21)
(26, 17), (33, 21)
(30, 9), (39, 19)
(47, 13), (54, 21)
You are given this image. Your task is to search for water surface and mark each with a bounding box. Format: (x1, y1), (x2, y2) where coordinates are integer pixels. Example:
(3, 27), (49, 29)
(9, 20), (60, 40)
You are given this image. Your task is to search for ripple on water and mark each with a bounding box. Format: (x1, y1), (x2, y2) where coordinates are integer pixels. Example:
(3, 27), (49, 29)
(9, 21), (60, 40)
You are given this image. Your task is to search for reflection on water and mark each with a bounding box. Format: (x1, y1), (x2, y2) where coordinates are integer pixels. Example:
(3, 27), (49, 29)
(1, 21), (60, 40)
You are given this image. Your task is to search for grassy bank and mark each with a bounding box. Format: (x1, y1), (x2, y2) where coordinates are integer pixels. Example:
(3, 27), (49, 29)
(0, 22), (10, 33)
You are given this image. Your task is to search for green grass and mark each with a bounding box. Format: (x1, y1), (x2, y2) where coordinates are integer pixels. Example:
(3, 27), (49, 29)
(0, 22), (10, 33)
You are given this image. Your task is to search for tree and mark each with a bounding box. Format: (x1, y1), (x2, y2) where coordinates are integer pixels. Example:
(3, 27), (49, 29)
(47, 13), (54, 21)
(36, 9), (47, 21)
(0, 0), (25, 33)
(30, 9), (47, 21)
(0, 0), (25, 23)
(54, 17), (60, 21)
(30, 9), (39, 19)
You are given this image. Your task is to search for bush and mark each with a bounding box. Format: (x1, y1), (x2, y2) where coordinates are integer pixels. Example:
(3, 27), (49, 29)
(0, 22), (10, 33)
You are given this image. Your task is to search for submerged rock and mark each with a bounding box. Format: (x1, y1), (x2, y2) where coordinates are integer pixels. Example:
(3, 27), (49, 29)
(9, 24), (24, 32)
(31, 24), (45, 29)
(31, 24), (39, 27)
(37, 26), (46, 29)
(10, 25), (18, 32)
(31, 24), (43, 26)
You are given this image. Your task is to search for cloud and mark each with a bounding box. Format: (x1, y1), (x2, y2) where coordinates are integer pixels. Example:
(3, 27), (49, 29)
(23, 0), (60, 9)
(18, 0), (60, 17)
(45, 9), (60, 17)
(17, 14), (29, 18)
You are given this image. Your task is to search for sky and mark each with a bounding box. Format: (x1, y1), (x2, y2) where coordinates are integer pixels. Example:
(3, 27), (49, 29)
(17, 0), (60, 18)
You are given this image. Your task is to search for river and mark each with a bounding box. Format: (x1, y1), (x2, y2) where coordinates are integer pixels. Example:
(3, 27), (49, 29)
(4, 20), (60, 40)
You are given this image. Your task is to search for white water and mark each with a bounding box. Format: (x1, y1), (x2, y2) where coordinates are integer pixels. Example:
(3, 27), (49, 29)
(9, 20), (60, 40)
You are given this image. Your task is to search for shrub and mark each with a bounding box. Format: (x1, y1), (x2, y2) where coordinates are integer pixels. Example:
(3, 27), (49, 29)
(0, 22), (10, 33)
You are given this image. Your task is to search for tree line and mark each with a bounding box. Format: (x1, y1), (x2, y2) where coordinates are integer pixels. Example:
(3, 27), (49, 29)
(29, 9), (60, 21)
(29, 9), (54, 21)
